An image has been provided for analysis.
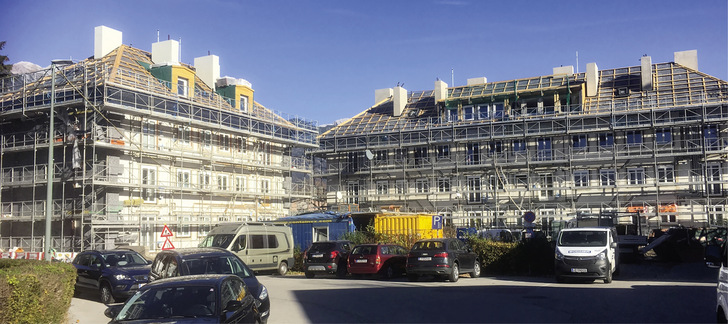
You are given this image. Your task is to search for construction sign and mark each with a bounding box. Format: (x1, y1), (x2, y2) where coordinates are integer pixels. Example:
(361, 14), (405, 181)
(161, 224), (175, 250)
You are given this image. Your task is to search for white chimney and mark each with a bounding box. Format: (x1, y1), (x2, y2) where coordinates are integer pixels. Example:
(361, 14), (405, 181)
(393, 86), (407, 117)
(466, 77), (487, 86)
(152, 39), (180, 64)
(552, 65), (574, 76)
(434, 79), (448, 102)
(674, 50), (698, 71)
(586, 62), (599, 97)
(375, 88), (393, 105)
(641, 56), (653, 91)
(94, 26), (122, 59)
(194, 55), (220, 89)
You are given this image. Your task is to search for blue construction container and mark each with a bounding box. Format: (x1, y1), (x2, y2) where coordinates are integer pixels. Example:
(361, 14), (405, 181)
(273, 212), (354, 250)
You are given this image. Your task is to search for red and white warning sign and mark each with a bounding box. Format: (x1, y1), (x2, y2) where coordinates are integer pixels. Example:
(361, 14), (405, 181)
(161, 224), (175, 250)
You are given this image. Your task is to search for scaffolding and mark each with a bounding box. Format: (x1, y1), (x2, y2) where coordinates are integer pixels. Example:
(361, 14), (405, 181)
(315, 58), (728, 233)
(0, 45), (318, 252)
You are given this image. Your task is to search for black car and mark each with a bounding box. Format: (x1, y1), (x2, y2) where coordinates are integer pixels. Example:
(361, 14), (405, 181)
(406, 238), (481, 282)
(104, 274), (257, 323)
(71, 249), (151, 304)
(149, 247), (269, 324)
(303, 240), (352, 278)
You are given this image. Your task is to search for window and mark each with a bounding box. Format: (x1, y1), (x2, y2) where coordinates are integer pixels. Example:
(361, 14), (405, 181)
(463, 106), (475, 120)
(415, 178), (429, 193)
(600, 169), (616, 186)
(199, 172), (211, 189)
(141, 166), (156, 202)
(346, 152), (360, 173)
(235, 176), (245, 192)
(574, 170), (589, 187)
(466, 143), (480, 165)
(413, 147), (428, 167)
(478, 105), (489, 119)
(219, 134), (230, 151)
(448, 109), (458, 122)
(707, 163), (722, 195)
(177, 170), (191, 188)
(260, 179), (270, 194)
(177, 77), (189, 97)
(376, 181), (388, 195)
(572, 134), (587, 149)
(658, 166), (674, 183)
(177, 126), (190, 144)
(239, 95), (249, 113)
(493, 103), (504, 119)
(236, 136), (246, 153)
(599, 133), (614, 147)
(626, 130), (642, 146)
(179, 216), (191, 237)
(656, 128), (672, 144)
(537, 137), (552, 161)
(202, 131), (212, 148)
(512, 140), (526, 153)
(628, 168), (645, 185)
(395, 180), (406, 194)
(374, 150), (388, 165)
(466, 176), (481, 203)
(250, 235), (267, 249)
(488, 141), (503, 156)
(705, 125), (720, 149)
(437, 145), (450, 161)
(142, 120), (156, 149)
(199, 217), (211, 236)
(437, 178), (451, 192)
(217, 174), (229, 191)
(661, 215), (677, 223)
(346, 181), (359, 204)
(515, 175), (528, 188)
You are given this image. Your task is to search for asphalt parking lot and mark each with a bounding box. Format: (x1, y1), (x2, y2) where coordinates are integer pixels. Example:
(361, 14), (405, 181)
(66, 261), (719, 323)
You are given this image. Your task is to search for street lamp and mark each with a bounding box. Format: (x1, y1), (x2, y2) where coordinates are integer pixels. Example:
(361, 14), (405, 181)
(45, 59), (73, 261)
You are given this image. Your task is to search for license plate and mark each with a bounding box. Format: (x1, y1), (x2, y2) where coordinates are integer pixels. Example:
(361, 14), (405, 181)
(571, 268), (587, 273)
(312, 254), (324, 258)
(308, 266), (325, 271)
(418, 257), (432, 261)
(355, 259), (368, 263)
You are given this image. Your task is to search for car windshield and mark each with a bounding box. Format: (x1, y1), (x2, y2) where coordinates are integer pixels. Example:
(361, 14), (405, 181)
(309, 243), (335, 253)
(102, 252), (148, 267)
(558, 231), (608, 247)
(412, 241), (444, 251)
(115, 285), (217, 320)
(183, 256), (253, 278)
(198, 234), (235, 249)
(351, 245), (377, 255)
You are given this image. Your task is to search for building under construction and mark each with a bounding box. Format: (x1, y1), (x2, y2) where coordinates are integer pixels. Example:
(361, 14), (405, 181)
(0, 26), (318, 252)
(316, 50), (727, 233)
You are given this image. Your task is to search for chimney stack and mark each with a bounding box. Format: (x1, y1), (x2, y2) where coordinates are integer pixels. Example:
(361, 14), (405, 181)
(194, 55), (220, 89)
(434, 79), (448, 102)
(641, 56), (653, 91)
(374, 88), (393, 105)
(674, 50), (698, 71)
(393, 86), (407, 117)
(152, 39), (180, 64)
(586, 62), (599, 97)
(94, 26), (122, 59)
(552, 65), (574, 76)
(466, 77), (487, 85)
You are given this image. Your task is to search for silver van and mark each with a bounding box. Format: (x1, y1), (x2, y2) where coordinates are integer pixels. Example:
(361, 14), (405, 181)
(199, 222), (294, 275)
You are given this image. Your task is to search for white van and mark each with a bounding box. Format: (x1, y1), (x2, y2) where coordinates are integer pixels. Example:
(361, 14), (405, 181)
(554, 227), (618, 283)
(705, 241), (728, 322)
(199, 222), (294, 275)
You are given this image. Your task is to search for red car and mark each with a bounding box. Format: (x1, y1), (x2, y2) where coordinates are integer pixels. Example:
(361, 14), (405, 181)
(347, 244), (408, 279)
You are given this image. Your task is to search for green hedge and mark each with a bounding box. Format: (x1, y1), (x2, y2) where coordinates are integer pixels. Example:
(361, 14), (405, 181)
(466, 236), (555, 276)
(0, 259), (76, 324)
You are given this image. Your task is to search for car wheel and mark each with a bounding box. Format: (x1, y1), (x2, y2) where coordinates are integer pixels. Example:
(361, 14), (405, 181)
(305, 271), (315, 278)
(380, 265), (393, 280)
(604, 266), (613, 284)
(100, 283), (116, 304)
(470, 260), (481, 278)
(449, 263), (459, 282)
(407, 274), (418, 282)
(277, 261), (289, 276)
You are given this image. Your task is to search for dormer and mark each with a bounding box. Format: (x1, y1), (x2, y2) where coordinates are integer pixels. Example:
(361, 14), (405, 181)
(149, 39), (196, 98)
(216, 77), (254, 113)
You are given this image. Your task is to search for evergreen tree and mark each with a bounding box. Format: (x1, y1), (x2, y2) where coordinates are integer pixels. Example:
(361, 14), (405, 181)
(0, 41), (12, 77)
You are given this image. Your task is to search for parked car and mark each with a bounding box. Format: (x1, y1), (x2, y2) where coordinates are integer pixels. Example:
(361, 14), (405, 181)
(706, 239), (728, 322)
(303, 240), (352, 278)
(149, 247), (269, 323)
(554, 227), (618, 284)
(104, 274), (257, 323)
(71, 249), (151, 304)
(406, 238), (481, 282)
(348, 244), (408, 279)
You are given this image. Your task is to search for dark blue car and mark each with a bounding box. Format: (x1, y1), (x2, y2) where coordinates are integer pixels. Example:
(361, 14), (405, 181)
(149, 247), (270, 323)
(71, 249), (151, 304)
(104, 274), (258, 323)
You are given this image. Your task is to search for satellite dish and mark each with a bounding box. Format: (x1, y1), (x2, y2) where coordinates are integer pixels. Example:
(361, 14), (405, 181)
(365, 150), (374, 160)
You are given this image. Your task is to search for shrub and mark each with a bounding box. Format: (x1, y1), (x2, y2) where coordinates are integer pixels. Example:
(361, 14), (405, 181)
(466, 236), (555, 276)
(0, 259), (76, 324)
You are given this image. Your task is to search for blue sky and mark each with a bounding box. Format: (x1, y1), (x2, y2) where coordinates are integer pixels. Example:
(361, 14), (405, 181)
(2, 0), (726, 125)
